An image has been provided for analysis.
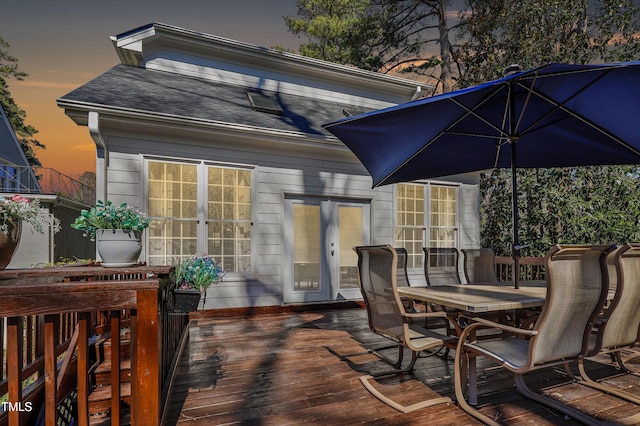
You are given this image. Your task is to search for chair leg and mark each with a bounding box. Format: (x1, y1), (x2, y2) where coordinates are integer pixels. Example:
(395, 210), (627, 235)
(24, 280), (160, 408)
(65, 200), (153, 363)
(369, 343), (404, 369)
(370, 349), (419, 378)
(359, 374), (452, 413)
(453, 341), (501, 426)
(615, 350), (640, 375)
(513, 373), (603, 426)
(576, 358), (640, 405)
(360, 350), (452, 413)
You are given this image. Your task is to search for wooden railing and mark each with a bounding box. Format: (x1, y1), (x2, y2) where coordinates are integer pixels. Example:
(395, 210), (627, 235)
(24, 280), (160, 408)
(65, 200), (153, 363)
(495, 256), (545, 282)
(0, 265), (188, 426)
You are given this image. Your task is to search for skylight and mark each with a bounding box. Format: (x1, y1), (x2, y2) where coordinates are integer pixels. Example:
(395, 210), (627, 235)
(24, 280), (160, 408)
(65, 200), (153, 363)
(247, 92), (283, 116)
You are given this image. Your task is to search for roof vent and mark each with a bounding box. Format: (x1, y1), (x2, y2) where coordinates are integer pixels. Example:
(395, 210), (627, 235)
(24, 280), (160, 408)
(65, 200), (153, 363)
(247, 92), (283, 116)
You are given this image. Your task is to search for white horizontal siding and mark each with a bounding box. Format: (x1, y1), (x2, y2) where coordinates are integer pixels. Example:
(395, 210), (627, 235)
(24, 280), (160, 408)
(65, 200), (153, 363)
(101, 128), (474, 309)
(458, 183), (481, 250)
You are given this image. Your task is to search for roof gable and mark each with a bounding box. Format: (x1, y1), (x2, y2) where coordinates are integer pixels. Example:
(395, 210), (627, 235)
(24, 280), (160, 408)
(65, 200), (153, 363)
(0, 105), (41, 192)
(110, 22), (427, 106)
(0, 106), (32, 166)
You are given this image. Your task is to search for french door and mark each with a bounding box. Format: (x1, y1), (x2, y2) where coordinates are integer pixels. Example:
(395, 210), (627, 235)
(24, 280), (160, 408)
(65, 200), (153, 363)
(284, 197), (370, 303)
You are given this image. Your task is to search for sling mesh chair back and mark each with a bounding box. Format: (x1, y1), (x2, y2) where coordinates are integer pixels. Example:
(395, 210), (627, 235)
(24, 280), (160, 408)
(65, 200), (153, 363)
(354, 245), (456, 413)
(422, 247), (461, 338)
(395, 247), (415, 311)
(395, 247), (411, 288)
(423, 247), (462, 286)
(574, 243), (640, 406)
(454, 244), (614, 426)
(461, 248), (498, 284)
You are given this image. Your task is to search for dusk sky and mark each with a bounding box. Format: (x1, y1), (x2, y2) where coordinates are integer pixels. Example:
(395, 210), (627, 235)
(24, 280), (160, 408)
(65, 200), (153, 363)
(1, 0), (300, 177)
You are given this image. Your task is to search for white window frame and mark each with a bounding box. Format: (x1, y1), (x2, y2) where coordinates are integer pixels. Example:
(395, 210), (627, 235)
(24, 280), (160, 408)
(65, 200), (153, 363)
(142, 156), (256, 277)
(395, 182), (459, 271)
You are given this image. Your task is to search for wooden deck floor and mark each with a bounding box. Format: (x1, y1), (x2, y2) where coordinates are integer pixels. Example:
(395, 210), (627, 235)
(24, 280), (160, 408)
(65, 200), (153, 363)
(165, 307), (640, 425)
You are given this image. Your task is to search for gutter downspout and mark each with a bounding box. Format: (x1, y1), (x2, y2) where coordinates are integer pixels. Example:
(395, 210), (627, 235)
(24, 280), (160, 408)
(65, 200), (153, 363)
(88, 111), (108, 202)
(410, 86), (422, 101)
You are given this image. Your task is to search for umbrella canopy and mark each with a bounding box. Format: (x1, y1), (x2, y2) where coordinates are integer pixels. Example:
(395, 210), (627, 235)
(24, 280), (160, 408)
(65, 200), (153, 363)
(323, 61), (640, 287)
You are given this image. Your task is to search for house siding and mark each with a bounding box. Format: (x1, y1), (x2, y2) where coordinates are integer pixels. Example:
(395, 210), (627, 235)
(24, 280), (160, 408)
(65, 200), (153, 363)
(58, 23), (482, 309)
(104, 138), (478, 309)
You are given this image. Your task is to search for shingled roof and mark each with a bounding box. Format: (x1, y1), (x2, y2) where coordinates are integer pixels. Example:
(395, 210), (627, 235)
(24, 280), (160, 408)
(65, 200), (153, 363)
(59, 64), (370, 137)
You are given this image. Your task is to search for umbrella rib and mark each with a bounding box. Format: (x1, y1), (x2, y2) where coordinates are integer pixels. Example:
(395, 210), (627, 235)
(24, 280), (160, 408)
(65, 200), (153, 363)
(377, 87), (510, 186)
(514, 70), (640, 155)
(448, 91), (510, 139)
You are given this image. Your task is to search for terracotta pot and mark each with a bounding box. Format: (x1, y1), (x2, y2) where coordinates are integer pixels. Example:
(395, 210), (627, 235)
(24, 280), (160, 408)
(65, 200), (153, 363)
(96, 229), (142, 267)
(0, 220), (21, 270)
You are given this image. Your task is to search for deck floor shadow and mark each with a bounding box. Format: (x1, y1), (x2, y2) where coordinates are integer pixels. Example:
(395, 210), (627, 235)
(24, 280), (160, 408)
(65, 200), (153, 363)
(166, 308), (640, 425)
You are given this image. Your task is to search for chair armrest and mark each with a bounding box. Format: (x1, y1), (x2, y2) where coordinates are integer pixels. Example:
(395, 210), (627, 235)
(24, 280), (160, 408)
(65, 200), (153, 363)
(403, 311), (448, 319)
(463, 315), (539, 337)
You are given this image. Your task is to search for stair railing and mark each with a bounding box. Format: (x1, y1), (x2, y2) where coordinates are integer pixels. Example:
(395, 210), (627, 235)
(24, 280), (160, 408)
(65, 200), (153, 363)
(0, 265), (186, 426)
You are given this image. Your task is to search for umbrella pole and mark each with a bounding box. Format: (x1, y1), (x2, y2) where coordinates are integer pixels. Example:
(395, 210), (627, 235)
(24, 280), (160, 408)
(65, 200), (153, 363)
(511, 140), (520, 289)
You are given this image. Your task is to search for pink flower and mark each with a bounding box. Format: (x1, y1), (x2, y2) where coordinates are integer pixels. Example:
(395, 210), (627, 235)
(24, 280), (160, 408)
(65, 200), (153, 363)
(11, 195), (30, 204)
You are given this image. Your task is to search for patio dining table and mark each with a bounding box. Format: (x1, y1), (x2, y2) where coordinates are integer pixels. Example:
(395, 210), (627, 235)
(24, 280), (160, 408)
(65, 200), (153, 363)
(397, 282), (546, 313)
(397, 282), (546, 405)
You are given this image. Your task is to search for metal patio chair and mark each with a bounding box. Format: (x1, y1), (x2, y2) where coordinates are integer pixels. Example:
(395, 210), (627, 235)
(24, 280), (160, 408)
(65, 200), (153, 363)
(423, 247), (462, 337)
(461, 248), (498, 284)
(423, 247), (462, 286)
(454, 244), (615, 426)
(354, 244), (457, 413)
(395, 247), (416, 312)
(572, 243), (640, 405)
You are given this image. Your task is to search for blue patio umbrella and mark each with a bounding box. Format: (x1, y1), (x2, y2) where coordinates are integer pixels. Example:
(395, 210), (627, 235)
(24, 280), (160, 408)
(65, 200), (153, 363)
(323, 61), (640, 288)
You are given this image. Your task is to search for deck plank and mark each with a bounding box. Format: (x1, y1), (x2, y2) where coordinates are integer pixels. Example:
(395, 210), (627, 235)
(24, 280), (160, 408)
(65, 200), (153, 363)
(166, 308), (640, 425)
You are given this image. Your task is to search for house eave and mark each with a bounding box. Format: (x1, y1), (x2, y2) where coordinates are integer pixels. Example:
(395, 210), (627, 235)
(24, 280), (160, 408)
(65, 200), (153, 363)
(56, 99), (350, 152)
(110, 22), (429, 100)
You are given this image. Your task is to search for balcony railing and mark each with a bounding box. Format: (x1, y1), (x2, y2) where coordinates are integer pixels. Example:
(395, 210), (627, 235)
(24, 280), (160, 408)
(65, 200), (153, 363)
(0, 163), (95, 205)
(0, 265), (186, 426)
(495, 255), (545, 282)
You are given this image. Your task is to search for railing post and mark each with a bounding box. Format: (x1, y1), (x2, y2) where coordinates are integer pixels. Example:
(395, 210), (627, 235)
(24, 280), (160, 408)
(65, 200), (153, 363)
(6, 316), (22, 426)
(110, 310), (121, 426)
(131, 289), (160, 425)
(77, 312), (90, 426)
(44, 314), (59, 426)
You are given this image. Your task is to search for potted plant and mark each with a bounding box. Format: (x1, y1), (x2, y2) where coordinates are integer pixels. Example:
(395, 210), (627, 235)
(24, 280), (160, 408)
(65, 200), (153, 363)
(0, 194), (61, 269)
(71, 200), (150, 267)
(171, 254), (226, 312)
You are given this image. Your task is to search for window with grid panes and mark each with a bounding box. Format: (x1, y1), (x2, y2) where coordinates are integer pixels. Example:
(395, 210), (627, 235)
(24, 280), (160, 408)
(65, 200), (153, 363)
(395, 184), (425, 268)
(396, 183), (457, 269)
(148, 161), (198, 265)
(207, 167), (251, 274)
(429, 186), (457, 249)
(147, 160), (252, 273)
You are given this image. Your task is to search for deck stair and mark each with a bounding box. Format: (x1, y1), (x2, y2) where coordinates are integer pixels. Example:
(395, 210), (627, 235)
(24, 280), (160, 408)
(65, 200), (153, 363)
(87, 329), (132, 425)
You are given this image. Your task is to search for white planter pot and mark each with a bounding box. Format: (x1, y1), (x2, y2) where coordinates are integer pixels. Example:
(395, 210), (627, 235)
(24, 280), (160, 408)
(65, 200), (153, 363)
(96, 229), (142, 267)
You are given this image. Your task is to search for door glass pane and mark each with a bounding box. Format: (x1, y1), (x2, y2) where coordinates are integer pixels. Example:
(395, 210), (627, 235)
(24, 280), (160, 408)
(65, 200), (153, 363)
(293, 205), (320, 291)
(339, 206), (362, 289)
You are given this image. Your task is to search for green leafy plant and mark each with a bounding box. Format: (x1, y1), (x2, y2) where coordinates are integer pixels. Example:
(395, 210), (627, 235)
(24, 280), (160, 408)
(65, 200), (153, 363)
(0, 194), (61, 235)
(172, 254), (226, 294)
(71, 200), (150, 240)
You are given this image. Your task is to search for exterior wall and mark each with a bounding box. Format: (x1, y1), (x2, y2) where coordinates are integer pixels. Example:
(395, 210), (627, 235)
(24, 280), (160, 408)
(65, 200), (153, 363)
(100, 127), (480, 309)
(8, 222), (51, 268)
(6, 199), (93, 268)
(63, 23), (481, 309)
(53, 204), (95, 261)
(458, 183), (482, 250)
